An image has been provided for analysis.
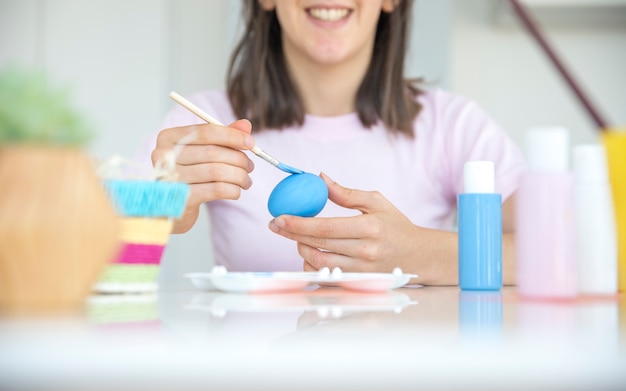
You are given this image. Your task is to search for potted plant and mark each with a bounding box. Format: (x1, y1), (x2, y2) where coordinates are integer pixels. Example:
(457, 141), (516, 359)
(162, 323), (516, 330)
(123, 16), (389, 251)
(0, 67), (119, 315)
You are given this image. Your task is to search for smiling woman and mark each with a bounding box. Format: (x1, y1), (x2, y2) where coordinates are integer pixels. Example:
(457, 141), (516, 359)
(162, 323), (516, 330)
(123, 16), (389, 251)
(139, 0), (526, 286)
(235, 0), (417, 131)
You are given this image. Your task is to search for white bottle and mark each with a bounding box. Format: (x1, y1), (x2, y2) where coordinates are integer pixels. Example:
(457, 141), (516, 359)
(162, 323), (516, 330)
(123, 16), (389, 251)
(573, 143), (618, 295)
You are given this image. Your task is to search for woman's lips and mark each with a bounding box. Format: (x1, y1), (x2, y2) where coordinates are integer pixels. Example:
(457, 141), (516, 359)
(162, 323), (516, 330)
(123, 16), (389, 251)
(307, 7), (351, 22)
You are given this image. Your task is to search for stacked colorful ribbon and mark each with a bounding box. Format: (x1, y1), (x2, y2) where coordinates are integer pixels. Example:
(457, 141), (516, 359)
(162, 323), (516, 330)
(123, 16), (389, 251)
(94, 180), (189, 293)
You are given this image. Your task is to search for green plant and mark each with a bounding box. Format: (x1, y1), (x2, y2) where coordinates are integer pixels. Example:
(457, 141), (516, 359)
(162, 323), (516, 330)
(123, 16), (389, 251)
(0, 67), (93, 146)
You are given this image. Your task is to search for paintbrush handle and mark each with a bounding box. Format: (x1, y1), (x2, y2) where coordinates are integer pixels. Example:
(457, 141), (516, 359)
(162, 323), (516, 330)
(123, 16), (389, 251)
(168, 91), (280, 167)
(169, 91), (224, 126)
(250, 146), (279, 166)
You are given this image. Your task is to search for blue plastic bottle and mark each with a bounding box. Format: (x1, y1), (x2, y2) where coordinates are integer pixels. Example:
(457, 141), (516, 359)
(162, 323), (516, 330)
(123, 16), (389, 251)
(458, 161), (502, 291)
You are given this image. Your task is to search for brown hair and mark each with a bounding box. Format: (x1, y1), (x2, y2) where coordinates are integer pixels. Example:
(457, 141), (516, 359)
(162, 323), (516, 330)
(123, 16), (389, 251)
(227, 0), (422, 135)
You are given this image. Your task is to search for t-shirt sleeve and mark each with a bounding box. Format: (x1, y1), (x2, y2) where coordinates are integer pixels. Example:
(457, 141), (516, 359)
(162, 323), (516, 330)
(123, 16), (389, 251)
(438, 91), (527, 202)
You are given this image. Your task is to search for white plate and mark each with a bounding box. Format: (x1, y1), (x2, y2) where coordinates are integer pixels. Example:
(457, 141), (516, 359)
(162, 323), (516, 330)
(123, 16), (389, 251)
(211, 273), (311, 294)
(329, 273), (413, 292)
(185, 267), (417, 294)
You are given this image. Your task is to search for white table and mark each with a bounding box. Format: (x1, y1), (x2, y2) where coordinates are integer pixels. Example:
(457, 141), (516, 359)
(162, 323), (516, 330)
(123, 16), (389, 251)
(1, 286), (624, 391)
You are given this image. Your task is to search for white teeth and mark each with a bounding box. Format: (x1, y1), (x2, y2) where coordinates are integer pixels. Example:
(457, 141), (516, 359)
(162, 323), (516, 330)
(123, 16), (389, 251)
(309, 8), (349, 22)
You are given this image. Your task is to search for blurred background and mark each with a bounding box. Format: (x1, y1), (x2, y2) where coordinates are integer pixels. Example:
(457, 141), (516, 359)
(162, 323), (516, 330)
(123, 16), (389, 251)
(1, 0), (625, 289)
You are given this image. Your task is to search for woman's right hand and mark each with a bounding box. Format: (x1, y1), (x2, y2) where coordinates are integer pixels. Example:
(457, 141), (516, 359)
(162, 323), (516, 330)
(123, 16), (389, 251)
(151, 119), (256, 233)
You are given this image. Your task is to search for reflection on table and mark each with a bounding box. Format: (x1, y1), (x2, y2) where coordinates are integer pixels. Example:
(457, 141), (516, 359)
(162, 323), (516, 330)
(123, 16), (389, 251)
(0, 286), (624, 391)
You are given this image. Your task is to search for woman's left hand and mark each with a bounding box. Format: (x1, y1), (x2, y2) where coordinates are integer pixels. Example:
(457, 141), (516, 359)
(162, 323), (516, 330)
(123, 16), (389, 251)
(268, 173), (425, 274)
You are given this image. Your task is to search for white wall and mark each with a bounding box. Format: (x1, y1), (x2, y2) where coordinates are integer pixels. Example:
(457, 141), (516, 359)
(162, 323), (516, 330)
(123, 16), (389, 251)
(450, 0), (626, 149)
(3, 0), (624, 290)
(0, 0), (243, 160)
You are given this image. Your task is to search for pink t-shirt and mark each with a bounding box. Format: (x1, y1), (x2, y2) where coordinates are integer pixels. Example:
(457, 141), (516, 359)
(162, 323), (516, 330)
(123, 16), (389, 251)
(135, 88), (526, 272)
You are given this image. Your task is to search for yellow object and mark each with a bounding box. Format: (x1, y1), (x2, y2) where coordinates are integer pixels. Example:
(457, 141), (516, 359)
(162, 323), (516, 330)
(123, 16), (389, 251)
(602, 129), (626, 292)
(118, 217), (173, 245)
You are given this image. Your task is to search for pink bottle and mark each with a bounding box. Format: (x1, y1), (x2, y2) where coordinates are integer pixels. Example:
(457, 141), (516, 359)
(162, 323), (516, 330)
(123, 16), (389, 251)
(516, 127), (577, 299)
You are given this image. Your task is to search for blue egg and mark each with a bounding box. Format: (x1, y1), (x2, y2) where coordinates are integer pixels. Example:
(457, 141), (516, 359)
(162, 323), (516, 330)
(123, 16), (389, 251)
(268, 173), (328, 217)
